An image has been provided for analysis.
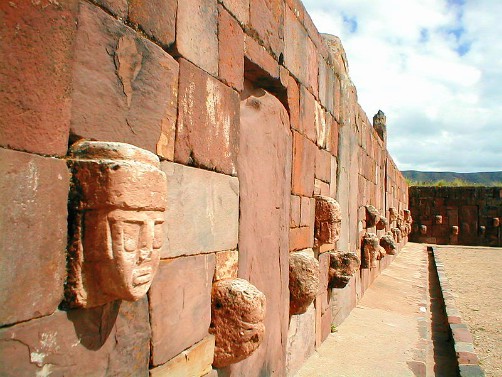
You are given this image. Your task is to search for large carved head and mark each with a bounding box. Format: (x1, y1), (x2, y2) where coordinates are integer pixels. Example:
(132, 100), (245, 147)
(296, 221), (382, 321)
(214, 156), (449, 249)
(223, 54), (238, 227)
(314, 196), (342, 247)
(65, 141), (167, 308)
(361, 233), (380, 269)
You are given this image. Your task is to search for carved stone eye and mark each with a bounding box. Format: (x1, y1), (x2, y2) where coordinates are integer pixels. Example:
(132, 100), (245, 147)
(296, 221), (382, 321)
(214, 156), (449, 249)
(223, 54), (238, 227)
(122, 222), (140, 252)
(153, 222), (163, 249)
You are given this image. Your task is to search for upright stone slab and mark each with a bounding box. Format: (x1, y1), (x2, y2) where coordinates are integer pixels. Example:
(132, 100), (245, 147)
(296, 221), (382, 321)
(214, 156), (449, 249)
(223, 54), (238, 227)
(234, 87), (291, 376)
(0, 149), (69, 326)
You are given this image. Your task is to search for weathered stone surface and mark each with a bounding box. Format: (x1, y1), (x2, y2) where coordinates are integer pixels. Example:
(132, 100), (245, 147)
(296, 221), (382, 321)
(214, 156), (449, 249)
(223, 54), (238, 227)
(70, 2), (179, 160)
(94, 0), (128, 18)
(0, 149), (68, 326)
(392, 227), (403, 243)
(328, 251), (360, 289)
(291, 195), (301, 228)
(314, 196), (342, 247)
(318, 58), (335, 114)
(389, 207), (398, 222)
(376, 216), (388, 230)
(234, 87), (291, 376)
(160, 162), (239, 258)
(215, 250), (239, 281)
(286, 304), (316, 376)
(292, 131), (316, 197)
(361, 233), (380, 269)
(218, 5), (244, 91)
(380, 233), (397, 255)
(288, 76), (301, 131)
(176, 0), (218, 75)
(316, 148), (331, 184)
(0, 0), (78, 156)
(128, 0), (177, 48)
(249, 0), (284, 57)
(289, 250), (320, 315)
(150, 254), (215, 366)
(64, 141), (167, 309)
(210, 278), (266, 368)
(435, 215), (443, 224)
(299, 85), (317, 142)
(220, 0), (249, 25)
(150, 335), (215, 377)
(365, 205), (381, 228)
(315, 102), (327, 149)
(0, 298), (150, 376)
(300, 196), (315, 228)
(290, 227), (314, 251)
(175, 59), (239, 175)
(244, 35), (280, 80)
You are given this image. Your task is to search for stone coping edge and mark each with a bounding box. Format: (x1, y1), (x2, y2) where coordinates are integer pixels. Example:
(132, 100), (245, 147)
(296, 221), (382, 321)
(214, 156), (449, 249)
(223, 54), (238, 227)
(428, 246), (485, 377)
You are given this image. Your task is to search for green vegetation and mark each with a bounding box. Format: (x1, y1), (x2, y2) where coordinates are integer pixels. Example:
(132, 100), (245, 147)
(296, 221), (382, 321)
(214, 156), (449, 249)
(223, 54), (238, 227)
(403, 171), (502, 187)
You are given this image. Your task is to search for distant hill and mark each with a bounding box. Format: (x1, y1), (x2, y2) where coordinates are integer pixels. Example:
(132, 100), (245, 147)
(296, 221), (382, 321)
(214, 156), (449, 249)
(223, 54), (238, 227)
(402, 170), (502, 186)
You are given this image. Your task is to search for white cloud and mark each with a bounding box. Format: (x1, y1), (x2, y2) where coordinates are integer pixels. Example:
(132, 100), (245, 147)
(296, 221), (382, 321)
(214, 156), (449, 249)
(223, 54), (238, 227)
(303, 0), (502, 172)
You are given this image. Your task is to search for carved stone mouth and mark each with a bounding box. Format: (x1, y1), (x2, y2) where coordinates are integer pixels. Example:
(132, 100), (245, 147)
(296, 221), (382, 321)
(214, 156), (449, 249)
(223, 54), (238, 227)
(133, 267), (152, 286)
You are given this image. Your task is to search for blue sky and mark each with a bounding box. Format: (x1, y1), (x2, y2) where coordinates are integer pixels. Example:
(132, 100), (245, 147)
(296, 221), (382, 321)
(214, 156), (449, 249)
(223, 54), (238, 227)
(302, 0), (502, 172)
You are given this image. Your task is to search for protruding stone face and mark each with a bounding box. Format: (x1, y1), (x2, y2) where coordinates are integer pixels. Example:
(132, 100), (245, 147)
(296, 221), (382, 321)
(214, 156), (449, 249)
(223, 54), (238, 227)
(289, 250), (320, 315)
(380, 233), (397, 255)
(391, 227), (403, 242)
(389, 207), (398, 222)
(403, 209), (411, 222)
(65, 141), (167, 308)
(361, 233), (380, 269)
(376, 216), (388, 230)
(365, 205), (380, 228)
(451, 226), (459, 235)
(314, 196), (342, 246)
(328, 251), (360, 289)
(479, 225), (486, 235)
(435, 215), (443, 224)
(210, 278), (266, 368)
(419, 225), (427, 235)
(493, 218), (500, 227)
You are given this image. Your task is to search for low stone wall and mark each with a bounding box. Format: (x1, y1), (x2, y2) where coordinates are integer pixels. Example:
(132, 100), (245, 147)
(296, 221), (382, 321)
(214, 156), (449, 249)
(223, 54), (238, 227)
(0, 1), (408, 376)
(409, 187), (502, 246)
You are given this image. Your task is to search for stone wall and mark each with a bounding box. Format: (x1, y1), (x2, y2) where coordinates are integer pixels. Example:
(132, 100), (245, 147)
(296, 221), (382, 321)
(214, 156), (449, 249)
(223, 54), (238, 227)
(0, 0), (408, 376)
(409, 187), (502, 247)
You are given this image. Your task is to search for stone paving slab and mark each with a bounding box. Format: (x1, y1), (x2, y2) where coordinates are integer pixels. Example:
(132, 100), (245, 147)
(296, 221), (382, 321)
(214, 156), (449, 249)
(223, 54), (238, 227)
(295, 242), (431, 377)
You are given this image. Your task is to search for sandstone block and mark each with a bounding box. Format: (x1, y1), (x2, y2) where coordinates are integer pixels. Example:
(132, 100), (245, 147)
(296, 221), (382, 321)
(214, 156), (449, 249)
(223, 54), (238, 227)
(290, 227), (313, 251)
(283, 7), (308, 87)
(0, 0), (78, 156)
(285, 304), (315, 376)
(160, 162), (239, 258)
(176, 0), (218, 75)
(0, 298), (150, 376)
(289, 250), (320, 315)
(94, 0), (128, 18)
(290, 195), (301, 228)
(249, 0), (284, 58)
(210, 278), (266, 368)
(287, 75), (301, 131)
(292, 131), (316, 197)
(316, 148), (331, 183)
(318, 58), (335, 114)
(328, 251), (360, 289)
(150, 254), (215, 366)
(220, 0), (249, 25)
(71, 2), (179, 160)
(315, 102), (327, 148)
(300, 196), (315, 228)
(215, 250), (239, 281)
(244, 35), (280, 79)
(218, 5), (244, 91)
(0, 149), (68, 326)
(299, 85), (317, 142)
(314, 196), (342, 247)
(128, 0), (177, 48)
(150, 335), (215, 377)
(175, 59), (239, 175)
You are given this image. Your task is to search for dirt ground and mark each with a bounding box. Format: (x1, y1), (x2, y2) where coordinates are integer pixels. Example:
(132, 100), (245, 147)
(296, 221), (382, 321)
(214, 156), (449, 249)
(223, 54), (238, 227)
(434, 245), (502, 377)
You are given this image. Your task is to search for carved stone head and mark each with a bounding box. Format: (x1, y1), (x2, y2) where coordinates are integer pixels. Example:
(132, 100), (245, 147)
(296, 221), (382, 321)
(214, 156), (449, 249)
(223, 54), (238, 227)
(210, 278), (266, 368)
(361, 233), (380, 269)
(479, 225), (486, 235)
(289, 250), (320, 315)
(365, 205), (380, 228)
(435, 215), (443, 224)
(451, 226), (459, 235)
(389, 207), (398, 222)
(65, 141), (167, 308)
(493, 218), (500, 228)
(391, 227), (403, 242)
(328, 251), (360, 289)
(314, 196), (342, 247)
(376, 216), (388, 231)
(419, 225), (427, 235)
(403, 209), (411, 222)
(380, 233), (397, 255)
